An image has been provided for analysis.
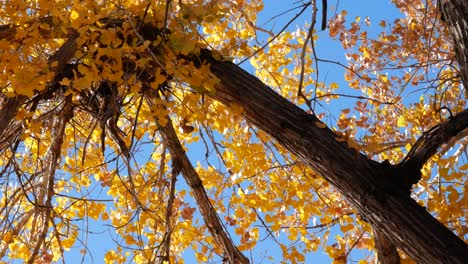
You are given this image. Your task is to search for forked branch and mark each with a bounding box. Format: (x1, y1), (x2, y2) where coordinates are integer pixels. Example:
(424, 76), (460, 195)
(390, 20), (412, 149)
(399, 108), (468, 179)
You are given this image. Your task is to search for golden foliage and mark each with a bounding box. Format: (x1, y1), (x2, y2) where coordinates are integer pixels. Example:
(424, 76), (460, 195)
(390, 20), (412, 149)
(0, 0), (465, 263)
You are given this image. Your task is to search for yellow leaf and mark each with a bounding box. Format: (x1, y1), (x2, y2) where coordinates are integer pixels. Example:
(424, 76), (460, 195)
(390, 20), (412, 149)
(439, 167), (449, 178)
(405, 143), (412, 151)
(61, 236), (76, 249)
(297, 190), (303, 199)
(447, 186), (459, 202)
(459, 163), (468, 171)
(340, 224), (354, 232)
(397, 116), (406, 127)
(124, 235), (137, 245)
(70, 10), (80, 21)
(16, 244), (31, 259)
(60, 78), (71, 86)
(381, 74), (388, 83)
(330, 82), (339, 89)
(362, 48), (370, 59)
(104, 250), (117, 263)
(3, 231), (12, 243)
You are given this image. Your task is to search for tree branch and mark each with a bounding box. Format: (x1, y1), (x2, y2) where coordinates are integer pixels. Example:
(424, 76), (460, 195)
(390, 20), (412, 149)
(159, 143), (178, 264)
(399, 108), (468, 181)
(28, 96), (73, 263)
(0, 96), (25, 140)
(146, 92), (249, 264)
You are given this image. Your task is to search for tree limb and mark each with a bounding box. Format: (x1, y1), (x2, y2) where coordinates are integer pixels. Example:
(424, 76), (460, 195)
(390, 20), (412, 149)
(195, 50), (468, 263)
(146, 92), (249, 264)
(28, 96), (73, 263)
(399, 108), (468, 180)
(0, 96), (25, 140)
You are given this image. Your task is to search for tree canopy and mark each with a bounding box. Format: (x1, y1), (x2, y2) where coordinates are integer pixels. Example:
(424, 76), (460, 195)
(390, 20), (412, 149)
(0, 0), (467, 263)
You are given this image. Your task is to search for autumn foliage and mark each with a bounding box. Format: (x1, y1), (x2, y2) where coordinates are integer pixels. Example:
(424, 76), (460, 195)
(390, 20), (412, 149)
(0, 0), (466, 263)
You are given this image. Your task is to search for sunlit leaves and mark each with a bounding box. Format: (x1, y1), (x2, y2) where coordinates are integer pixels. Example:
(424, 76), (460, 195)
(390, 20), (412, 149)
(0, 0), (466, 263)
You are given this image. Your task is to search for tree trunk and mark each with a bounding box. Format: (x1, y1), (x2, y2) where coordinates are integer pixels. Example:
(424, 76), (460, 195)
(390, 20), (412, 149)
(373, 229), (401, 264)
(201, 53), (467, 263)
(439, 0), (468, 95)
(190, 1), (468, 262)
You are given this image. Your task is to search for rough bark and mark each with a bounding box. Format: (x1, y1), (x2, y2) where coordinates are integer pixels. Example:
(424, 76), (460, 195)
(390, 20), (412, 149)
(373, 229), (401, 264)
(439, 0), (468, 95)
(371, 107), (468, 263)
(0, 96), (25, 139)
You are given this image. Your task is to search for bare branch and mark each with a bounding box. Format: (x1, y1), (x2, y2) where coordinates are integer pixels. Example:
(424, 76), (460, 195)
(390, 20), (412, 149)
(313, 93), (395, 105)
(321, 0), (328, 31)
(146, 91), (249, 264)
(159, 151), (178, 264)
(238, 2), (312, 65)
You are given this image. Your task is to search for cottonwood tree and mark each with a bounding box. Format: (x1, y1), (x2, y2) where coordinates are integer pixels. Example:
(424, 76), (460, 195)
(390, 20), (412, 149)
(0, 0), (467, 263)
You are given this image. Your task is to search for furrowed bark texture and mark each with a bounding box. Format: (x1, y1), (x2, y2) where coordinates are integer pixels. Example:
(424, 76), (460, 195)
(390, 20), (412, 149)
(0, 96), (25, 138)
(373, 229), (400, 264)
(202, 57), (468, 263)
(440, 0), (468, 93)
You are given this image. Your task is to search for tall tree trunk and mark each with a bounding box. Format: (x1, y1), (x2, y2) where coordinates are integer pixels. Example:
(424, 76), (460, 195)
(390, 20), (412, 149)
(201, 52), (467, 264)
(190, 1), (468, 262)
(439, 0), (468, 94)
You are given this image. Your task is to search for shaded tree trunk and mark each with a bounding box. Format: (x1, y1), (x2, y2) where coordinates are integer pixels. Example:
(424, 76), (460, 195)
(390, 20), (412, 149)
(439, 0), (468, 94)
(373, 229), (401, 264)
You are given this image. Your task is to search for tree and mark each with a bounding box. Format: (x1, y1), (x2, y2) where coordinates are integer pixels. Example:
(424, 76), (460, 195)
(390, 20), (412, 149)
(0, 0), (466, 263)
